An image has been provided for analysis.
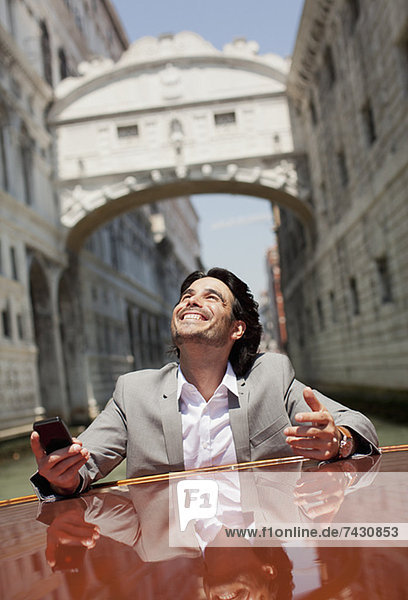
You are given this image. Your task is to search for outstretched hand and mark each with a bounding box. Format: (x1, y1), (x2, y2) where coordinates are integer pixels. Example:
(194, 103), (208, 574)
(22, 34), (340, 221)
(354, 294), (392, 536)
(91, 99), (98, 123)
(31, 431), (90, 495)
(284, 387), (341, 461)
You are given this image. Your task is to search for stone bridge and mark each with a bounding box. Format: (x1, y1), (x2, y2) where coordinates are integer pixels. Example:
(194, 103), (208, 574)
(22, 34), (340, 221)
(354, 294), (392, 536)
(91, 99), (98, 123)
(48, 31), (314, 250)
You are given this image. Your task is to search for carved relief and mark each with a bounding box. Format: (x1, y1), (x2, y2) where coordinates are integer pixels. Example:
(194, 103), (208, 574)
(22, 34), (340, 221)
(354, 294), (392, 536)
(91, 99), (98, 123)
(159, 63), (183, 100)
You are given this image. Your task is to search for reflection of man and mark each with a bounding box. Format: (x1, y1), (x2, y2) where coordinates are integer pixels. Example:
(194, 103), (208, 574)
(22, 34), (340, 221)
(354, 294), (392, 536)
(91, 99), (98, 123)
(203, 545), (294, 600)
(38, 487), (295, 600)
(31, 268), (379, 498)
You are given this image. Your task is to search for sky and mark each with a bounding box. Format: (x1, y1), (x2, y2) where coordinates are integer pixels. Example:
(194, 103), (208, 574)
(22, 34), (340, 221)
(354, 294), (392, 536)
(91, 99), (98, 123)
(112, 0), (304, 299)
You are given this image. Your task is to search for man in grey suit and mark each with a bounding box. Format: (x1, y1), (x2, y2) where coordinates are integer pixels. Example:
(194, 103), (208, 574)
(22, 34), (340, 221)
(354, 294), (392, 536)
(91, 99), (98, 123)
(31, 268), (378, 498)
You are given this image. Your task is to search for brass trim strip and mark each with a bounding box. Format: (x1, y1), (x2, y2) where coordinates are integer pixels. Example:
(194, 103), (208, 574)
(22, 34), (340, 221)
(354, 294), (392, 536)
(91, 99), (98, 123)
(1, 444), (407, 508)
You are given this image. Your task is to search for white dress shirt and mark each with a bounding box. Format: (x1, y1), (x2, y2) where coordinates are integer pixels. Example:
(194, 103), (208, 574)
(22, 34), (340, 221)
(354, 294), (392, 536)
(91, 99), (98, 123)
(177, 362), (238, 470)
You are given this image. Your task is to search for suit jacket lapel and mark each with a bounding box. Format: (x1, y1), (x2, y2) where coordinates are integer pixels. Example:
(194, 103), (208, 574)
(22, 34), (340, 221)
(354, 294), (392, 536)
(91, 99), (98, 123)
(228, 380), (251, 463)
(160, 372), (184, 471)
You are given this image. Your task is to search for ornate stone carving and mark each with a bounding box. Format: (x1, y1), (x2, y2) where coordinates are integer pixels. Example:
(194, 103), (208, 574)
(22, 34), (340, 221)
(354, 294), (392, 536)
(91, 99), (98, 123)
(223, 38), (260, 57)
(160, 63), (183, 100)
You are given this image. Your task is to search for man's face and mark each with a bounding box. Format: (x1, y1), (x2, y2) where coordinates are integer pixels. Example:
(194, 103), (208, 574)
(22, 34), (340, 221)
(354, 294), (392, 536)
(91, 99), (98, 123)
(171, 277), (245, 350)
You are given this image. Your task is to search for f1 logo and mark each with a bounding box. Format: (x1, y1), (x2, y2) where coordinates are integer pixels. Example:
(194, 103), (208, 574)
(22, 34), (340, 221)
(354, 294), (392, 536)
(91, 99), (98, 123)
(177, 480), (219, 531)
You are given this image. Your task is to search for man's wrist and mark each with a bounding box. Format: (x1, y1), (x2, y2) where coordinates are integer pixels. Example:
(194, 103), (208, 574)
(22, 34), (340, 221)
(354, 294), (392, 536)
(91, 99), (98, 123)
(336, 426), (355, 459)
(50, 476), (82, 497)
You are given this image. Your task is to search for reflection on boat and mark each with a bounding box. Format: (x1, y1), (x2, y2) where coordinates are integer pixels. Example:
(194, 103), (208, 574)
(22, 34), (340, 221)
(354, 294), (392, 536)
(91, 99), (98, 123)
(0, 445), (407, 599)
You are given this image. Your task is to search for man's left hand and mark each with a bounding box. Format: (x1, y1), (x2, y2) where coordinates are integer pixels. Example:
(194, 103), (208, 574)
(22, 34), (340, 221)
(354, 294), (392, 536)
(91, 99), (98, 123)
(284, 387), (341, 461)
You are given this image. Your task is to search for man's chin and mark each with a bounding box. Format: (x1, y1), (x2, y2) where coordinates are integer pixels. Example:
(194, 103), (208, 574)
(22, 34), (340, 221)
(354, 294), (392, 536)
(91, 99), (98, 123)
(173, 332), (208, 345)
(172, 332), (224, 349)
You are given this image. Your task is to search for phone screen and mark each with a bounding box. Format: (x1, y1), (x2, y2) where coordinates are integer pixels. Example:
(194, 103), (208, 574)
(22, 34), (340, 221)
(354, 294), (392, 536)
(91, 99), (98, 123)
(54, 544), (86, 572)
(33, 417), (73, 454)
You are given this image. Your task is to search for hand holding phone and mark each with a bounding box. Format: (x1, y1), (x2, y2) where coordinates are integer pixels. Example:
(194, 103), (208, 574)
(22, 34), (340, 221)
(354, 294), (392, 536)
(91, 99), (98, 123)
(45, 505), (100, 571)
(31, 417), (90, 496)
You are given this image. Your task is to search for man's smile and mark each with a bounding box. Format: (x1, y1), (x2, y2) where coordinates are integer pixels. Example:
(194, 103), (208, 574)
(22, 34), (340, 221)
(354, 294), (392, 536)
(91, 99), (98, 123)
(180, 311), (208, 321)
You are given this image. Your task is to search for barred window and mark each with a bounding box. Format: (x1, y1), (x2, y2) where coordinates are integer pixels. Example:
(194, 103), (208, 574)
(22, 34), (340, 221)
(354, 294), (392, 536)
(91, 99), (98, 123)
(349, 277), (360, 315)
(40, 21), (53, 86)
(117, 125), (139, 138)
(362, 101), (377, 145)
(309, 97), (318, 125)
(316, 298), (325, 330)
(1, 302), (11, 338)
(347, 0), (360, 33)
(58, 48), (69, 80)
(376, 256), (393, 303)
(324, 46), (336, 88)
(329, 291), (337, 323)
(337, 150), (349, 187)
(10, 246), (18, 280)
(214, 112), (236, 126)
(17, 314), (24, 339)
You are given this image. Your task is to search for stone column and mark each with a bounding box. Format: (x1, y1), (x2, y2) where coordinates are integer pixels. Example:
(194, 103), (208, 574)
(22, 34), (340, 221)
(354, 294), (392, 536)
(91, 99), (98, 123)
(47, 263), (70, 422)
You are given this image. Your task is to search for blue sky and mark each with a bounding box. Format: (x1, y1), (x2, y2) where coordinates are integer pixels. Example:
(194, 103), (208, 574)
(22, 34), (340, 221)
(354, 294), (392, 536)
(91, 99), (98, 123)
(112, 0), (304, 298)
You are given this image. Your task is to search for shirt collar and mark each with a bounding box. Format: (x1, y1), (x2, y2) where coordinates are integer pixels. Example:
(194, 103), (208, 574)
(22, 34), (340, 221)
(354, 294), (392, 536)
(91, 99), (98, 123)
(177, 361), (238, 400)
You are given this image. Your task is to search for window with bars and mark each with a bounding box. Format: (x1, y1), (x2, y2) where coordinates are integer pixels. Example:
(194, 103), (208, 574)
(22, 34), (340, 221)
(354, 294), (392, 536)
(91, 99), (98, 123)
(117, 124), (139, 138)
(309, 97), (318, 125)
(362, 101), (377, 145)
(58, 48), (69, 80)
(214, 112), (236, 126)
(347, 0), (360, 33)
(17, 314), (24, 340)
(337, 150), (349, 187)
(40, 21), (53, 86)
(324, 46), (336, 88)
(329, 290), (337, 323)
(1, 302), (11, 338)
(0, 122), (8, 191)
(376, 256), (393, 303)
(21, 143), (33, 205)
(10, 247), (18, 280)
(349, 277), (360, 315)
(316, 298), (325, 330)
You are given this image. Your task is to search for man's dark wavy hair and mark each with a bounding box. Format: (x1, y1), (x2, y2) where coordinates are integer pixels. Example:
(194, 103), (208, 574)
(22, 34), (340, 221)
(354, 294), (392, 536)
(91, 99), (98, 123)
(176, 267), (262, 377)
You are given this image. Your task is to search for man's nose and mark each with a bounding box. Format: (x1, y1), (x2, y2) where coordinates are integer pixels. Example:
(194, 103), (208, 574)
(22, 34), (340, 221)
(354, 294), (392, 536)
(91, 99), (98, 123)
(186, 295), (202, 307)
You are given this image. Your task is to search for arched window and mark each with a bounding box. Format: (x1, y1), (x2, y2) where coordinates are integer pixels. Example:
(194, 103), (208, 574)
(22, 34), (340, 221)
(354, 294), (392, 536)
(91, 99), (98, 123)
(40, 21), (53, 86)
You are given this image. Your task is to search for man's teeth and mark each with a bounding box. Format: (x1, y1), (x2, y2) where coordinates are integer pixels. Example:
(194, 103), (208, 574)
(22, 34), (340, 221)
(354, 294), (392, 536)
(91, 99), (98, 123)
(183, 314), (203, 320)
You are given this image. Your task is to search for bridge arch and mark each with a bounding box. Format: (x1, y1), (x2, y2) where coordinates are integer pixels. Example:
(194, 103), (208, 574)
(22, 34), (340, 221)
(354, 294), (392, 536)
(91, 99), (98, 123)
(65, 173), (314, 252)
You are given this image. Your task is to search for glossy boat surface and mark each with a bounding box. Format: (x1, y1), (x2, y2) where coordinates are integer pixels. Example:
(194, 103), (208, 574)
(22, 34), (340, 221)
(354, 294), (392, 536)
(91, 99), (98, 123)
(0, 445), (407, 599)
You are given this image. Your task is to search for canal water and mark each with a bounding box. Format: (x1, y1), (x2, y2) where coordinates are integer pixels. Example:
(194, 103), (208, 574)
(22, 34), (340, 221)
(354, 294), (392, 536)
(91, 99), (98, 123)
(0, 414), (407, 501)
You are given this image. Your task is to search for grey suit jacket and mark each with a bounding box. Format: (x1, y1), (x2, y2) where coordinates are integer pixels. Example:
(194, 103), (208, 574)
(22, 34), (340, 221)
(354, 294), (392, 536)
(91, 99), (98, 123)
(77, 353), (379, 490)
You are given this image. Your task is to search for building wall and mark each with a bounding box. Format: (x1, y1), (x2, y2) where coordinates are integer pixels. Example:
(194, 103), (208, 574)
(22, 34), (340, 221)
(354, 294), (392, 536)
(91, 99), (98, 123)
(0, 1), (201, 435)
(264, 243), (287, 352)
(281, 0), (408, 398)
(81, 199), (199, 410)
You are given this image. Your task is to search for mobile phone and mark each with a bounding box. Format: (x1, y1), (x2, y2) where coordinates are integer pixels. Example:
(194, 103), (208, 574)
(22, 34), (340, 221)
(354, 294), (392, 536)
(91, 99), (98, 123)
(53, 543), (86, 573)
(33, 417), (73, 454)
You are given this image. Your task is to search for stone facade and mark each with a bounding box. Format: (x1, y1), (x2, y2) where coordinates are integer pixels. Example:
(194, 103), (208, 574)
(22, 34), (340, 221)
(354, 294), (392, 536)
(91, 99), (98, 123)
(281, 0), (408, 399)
(0, 1), (200, 436)
(80, 198), (200, 416)
(265, 242), (288, 352)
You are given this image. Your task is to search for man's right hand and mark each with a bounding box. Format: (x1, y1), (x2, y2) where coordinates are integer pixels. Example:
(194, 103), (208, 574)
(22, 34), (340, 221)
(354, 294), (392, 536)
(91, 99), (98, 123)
(31, 431), (90, 496)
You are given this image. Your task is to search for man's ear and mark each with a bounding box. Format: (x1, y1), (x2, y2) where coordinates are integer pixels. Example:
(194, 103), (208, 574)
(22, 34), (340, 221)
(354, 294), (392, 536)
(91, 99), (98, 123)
(262, 564), (277, 579)
(231, 320), (246, 340)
